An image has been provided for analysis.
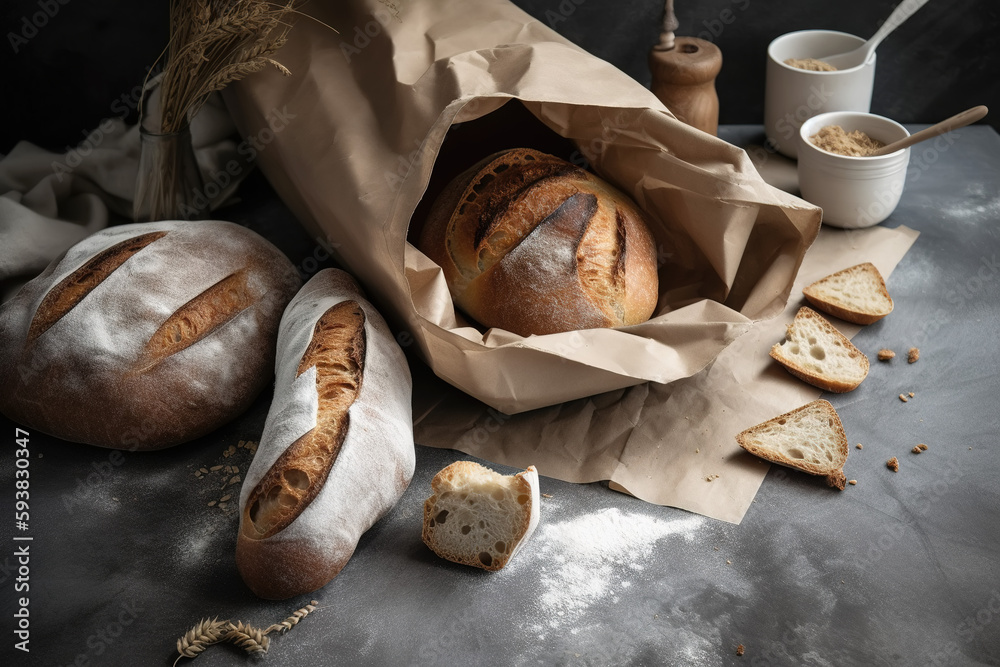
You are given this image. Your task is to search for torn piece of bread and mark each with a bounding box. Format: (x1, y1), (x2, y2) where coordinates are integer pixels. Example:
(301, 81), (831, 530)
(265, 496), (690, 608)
(422, 461), (539, 571)
(802, 262), (893, 325)
(736, 400), (849, 490)
(771, 307), (869, 393)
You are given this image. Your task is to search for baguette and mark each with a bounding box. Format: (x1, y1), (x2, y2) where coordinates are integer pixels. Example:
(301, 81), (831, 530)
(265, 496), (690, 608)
(736, 400), (849, 490)
(0, 220), (300, 449)
(802, 262), (893, 325)
(237, 269), (415, 599)
(417, 148), (659, 336)
(770, 307), (869, 393)
(422, 461), (539, 571)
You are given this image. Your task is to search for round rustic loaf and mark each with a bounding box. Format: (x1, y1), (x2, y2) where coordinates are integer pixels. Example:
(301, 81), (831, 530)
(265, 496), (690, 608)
(236, 269), (415, 599)
(0, 220), (301, 450)
(417, 148), (659, 336)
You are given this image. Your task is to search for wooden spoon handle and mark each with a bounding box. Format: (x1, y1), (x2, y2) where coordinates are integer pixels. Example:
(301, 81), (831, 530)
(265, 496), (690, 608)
(870, 105), (989, 156)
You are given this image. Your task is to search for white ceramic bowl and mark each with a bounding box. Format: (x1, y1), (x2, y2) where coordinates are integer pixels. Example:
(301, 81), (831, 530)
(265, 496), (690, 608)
(797, 111), (911, 229)
(764, 30), (877, 159)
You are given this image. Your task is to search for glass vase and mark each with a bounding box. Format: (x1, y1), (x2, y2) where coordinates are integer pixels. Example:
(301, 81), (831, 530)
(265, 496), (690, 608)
(133, 123), (209, 223)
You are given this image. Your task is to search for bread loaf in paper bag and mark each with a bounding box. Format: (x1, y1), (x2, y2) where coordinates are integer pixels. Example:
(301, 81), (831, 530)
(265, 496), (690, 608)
(223, 0), (821, 413)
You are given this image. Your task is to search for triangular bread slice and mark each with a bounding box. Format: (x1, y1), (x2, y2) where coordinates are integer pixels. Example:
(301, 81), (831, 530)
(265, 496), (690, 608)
(771, 306), (869, 392)
(803, 262), (893, 324)
(422, 461), (540, 571)
(736, 400), (849, 490)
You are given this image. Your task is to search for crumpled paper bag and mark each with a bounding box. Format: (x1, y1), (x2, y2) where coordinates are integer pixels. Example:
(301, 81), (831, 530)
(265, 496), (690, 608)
(223, 0), (822, 415)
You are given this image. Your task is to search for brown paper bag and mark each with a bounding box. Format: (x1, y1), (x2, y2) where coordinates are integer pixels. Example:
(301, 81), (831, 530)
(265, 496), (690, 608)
(223, 0), (821, 414)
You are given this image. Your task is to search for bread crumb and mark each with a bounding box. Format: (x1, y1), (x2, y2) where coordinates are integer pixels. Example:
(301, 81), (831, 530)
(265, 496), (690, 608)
(849, 479), (857, 485)
(736, 644), (745, 656)
(908, 392), (915, 398)
(210, 465), (223, 471)
(886, 457), (899, 472)
(207, 500), (217, 507)
(695, 448), (700, 453)
(856, 443), (863, 450)
(726, 560), (731, 565)
(219, 494), (231, 503)
(918, 443), (928, 451)
(899, 393), (908, 402)
(541, 493), (553, 498)
(911, 446), (922, 454)
(200, 467), (210, 474)
(877, 349), (895, 361)
(218, 502), (228, 509)
(706, 474), (720, 482)
(908, 347), (920, 363)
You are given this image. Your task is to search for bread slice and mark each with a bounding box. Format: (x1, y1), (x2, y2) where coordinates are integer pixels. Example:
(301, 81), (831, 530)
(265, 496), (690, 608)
(802, 262), (893, 325)
(736, 400), (849, 490)
(422, 461), (540, 571)
(771, 307), (869, 392)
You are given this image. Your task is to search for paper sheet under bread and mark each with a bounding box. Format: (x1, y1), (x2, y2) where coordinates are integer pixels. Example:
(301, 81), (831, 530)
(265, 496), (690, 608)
(413, 224), (919, 523)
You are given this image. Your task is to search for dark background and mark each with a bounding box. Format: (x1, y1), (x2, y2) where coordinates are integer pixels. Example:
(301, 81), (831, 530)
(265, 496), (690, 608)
(0, 0), (997, 154)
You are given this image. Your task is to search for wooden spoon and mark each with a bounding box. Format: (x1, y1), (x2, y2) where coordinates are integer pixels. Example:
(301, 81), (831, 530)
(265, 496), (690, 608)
(822, 0), (931, 70)
(868, 106), (988, 157)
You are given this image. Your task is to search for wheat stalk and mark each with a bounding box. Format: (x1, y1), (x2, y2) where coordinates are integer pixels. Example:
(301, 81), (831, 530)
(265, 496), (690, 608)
(264, 599), (319, 635)
(224, 620), (271, 656)
(149, 0), (299, 135)
(173, 617), (229, 667)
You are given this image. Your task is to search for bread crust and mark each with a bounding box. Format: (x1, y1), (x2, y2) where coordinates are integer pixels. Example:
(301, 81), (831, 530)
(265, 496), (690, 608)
(417, 148), (658, 336)
(770, 307), (869, 393)
(421, 461), (540, 571)
(736, 399), (849, 490)
(802, 262), (893, 325)
(0, 220), (300, 450)
(236, 269), (415, 599)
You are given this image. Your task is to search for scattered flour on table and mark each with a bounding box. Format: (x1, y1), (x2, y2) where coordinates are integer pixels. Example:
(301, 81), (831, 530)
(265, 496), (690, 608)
(524, 507), (704, 628)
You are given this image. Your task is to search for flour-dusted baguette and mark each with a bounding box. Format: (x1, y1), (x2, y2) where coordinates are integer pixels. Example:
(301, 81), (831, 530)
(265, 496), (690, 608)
(736, 400), (849, 490)
(417, 148), (659, 336)
(422, 461), (539, 571)
(237, 269), (415, 599)
(770, 307), (869, 393)
(0, 220), (300, 449)
(802, 262), (893, 325)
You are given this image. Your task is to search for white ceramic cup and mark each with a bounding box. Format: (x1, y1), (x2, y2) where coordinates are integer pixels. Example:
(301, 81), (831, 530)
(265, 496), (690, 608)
(764, 30), (877, 159)
(798, 111), (910, 229)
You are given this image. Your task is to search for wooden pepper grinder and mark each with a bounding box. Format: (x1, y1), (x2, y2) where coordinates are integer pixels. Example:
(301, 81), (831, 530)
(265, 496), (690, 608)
(648, 0), (723, 135)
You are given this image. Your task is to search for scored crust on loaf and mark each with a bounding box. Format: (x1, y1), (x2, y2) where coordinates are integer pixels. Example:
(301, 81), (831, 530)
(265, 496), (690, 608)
(418, 148), (658, 336)
(802, 262), (893, 325)
(136, 269), (261, 372)
(26, 231), (167, 343)
(736, 400), (849, 490)
(242, 300), (366, 540)
(422, 461), (539, 571)
(770, 307), (869, 393)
